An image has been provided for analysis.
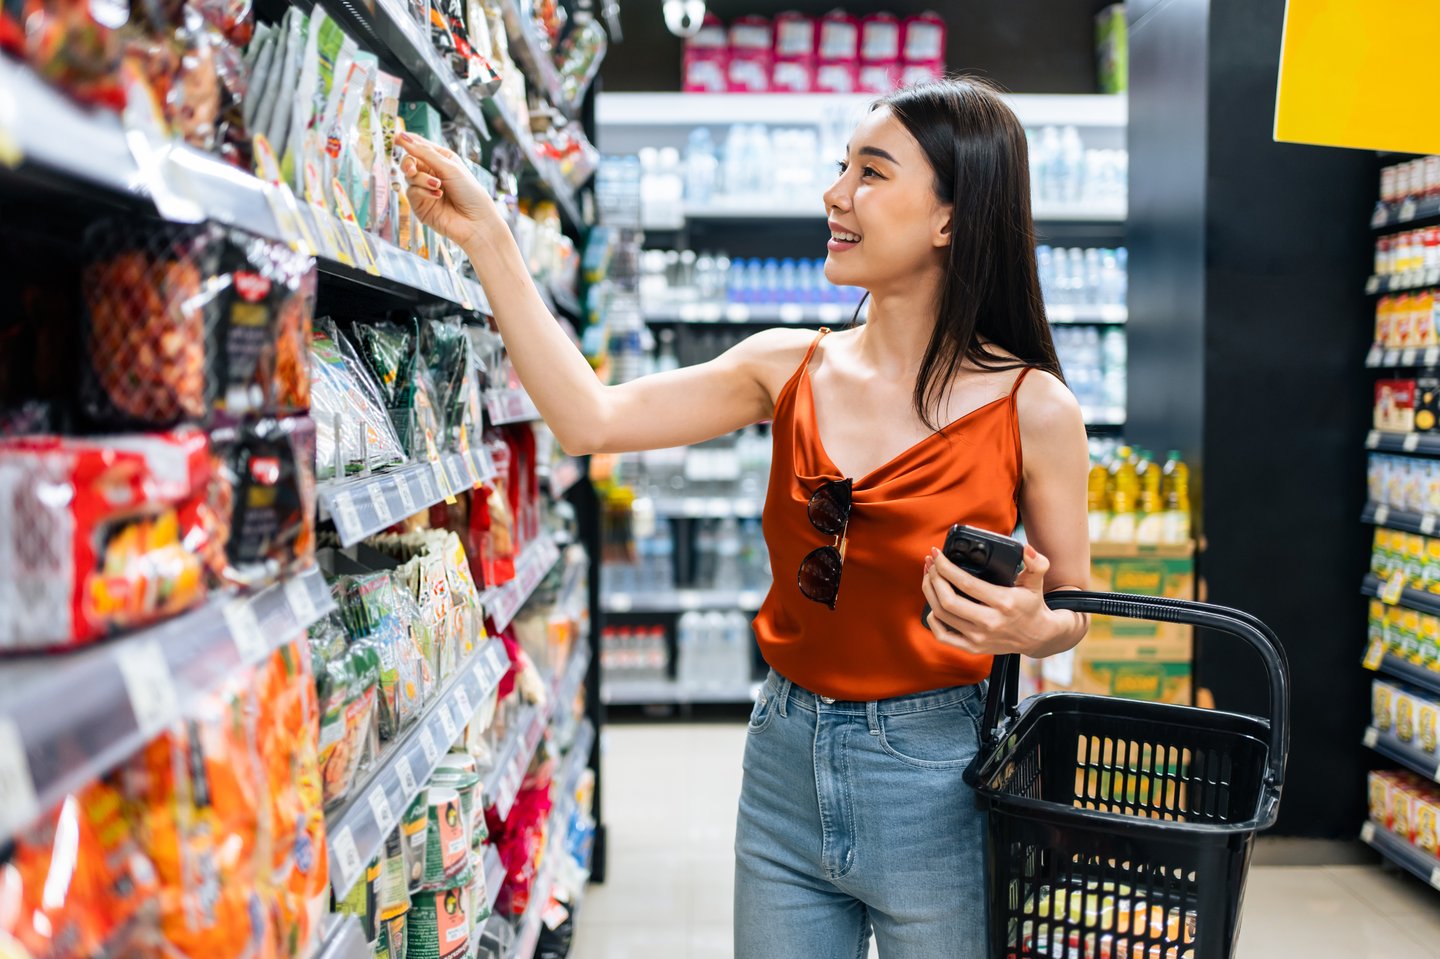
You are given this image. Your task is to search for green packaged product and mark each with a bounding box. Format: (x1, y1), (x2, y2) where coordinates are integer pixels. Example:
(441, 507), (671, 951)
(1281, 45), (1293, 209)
(421, 787), (470, 887)
(402, 792), (430, 889)
(431, 766), (482, 849)
(400, 101), (445, 145)
(311, 611), (381, 809)
(380, 829), (414, 921)
(336, 855), (382, 941)
(407, 883), (471, 959)
(379, 912), (409, 959)
(465, 850), (491, 925)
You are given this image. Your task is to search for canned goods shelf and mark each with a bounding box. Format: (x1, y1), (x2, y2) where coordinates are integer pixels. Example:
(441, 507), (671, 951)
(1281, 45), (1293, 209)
(1361, 819), (1440, 890)
(324, 639), (510, 898)
(1364, 724), (1440, 784)
(318, 450), (496, 548)
(0, 567), (333, 846)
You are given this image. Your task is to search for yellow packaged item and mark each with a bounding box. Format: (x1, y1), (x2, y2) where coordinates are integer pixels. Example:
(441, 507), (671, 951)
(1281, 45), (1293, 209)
(1397, 689), (1418, 743)
(1374, 680), (1396, 731)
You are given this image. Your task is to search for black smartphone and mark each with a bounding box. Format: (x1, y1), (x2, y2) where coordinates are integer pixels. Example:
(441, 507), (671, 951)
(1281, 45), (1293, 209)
(922, 525), (1027, 629)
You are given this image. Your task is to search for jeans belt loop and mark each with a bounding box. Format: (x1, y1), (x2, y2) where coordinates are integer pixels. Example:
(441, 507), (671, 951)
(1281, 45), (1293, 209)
(865, 700), (880, 736)
(777, 676), (792, 718)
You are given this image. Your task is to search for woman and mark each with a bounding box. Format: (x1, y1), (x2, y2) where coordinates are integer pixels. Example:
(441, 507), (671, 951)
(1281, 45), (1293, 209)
(398, 76), (1090, 958)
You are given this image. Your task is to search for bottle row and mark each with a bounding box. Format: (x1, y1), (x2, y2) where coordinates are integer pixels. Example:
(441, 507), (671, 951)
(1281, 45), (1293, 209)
(1087, 446), (1192, 546)
(1380, 156), (1440, 210)
(1374, 228), (1440, 278)
(602, 514), (772, 597)
(1054, 326), (1128, 415)
(599, 615), (755, 693)
(1374, 291), (1440, 350)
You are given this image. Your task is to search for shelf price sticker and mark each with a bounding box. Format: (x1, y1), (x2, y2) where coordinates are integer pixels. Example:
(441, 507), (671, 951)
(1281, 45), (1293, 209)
(1374, 504), (1391, 527)
(116, 638), (180, 738)
(1404, 349), (1419, 367)
(1361, 820), (1377, 844)
(454, 686), (474, 722)
(367, 787), (397, 835)
(1423, 515), (1437, 536)
(1381, 572), (1407, 606)
(1366, 344), (1384, 368)
(395, 755), (419, 797)
(1367, 431), (1382, 450)
(0, 720), (38, 836)
(331, 827), (363, 893)
(367, 483), (392, 526)
(223, 599), (268, 662)
(1405, 433), (1422, 453)
(1430, 866), (1440, 892)
(333, 494), (363, 541)
(1364, 726), (1380, 749)
(285, 576), (319, 624)
(1364, 638), (1387, 671)
(396, 476), (417, 515)
(438, 704), (460, 743)
(419, 727), (441, 765)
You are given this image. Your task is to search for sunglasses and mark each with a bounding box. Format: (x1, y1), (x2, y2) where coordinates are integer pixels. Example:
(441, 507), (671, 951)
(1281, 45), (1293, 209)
(799, 478), (853, 609)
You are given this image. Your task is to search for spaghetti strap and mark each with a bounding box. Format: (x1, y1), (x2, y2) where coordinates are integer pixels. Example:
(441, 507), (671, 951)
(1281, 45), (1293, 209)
(1008, 365), (1035, 399)
(799, 327), (830, 372)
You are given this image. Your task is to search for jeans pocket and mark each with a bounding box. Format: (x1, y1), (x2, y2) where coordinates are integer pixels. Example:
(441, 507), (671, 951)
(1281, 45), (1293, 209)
(748, 688), (777, 734)
(877, 696), (982, 769)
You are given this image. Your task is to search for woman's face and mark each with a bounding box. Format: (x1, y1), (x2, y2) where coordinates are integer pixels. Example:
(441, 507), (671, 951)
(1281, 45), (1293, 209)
(821, 106), (952, 294)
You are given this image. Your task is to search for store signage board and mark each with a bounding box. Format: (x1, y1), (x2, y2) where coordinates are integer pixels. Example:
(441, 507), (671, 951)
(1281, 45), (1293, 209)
(1275, 0), (1440, 154)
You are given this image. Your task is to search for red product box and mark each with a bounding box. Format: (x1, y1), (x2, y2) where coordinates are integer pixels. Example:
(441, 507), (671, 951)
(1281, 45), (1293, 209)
(683, 14), (729, 92)
(729, 15), (772, 53)
(818, 10), (859, 60)
(774, 12), (815, 58)
(1376, 379), (1418, 433)
(771, 58), (816, 93)
(728, 52), (772, 93)
(814, 60), (860, 94)
(902, 12), (947, 63)
(860, 13), (902, 62)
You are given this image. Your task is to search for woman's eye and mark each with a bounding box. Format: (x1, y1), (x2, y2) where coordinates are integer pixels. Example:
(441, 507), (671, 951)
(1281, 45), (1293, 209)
(861, 166), (879, 179)
(835, 160), (848, 174)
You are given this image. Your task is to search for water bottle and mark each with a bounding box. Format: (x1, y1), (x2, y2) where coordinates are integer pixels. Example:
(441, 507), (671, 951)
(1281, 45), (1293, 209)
(714, 516), (743, 592)
(649, 526), (675, 592)
(779, 258), (799, 303)
(702, 612), (729, 690)
(1060, 126), (1085, 206)
(724, 611), (753, 689)
(685, 127), (718, 205)
(677, 611), (704, 690)
(760, 258), (782, 304)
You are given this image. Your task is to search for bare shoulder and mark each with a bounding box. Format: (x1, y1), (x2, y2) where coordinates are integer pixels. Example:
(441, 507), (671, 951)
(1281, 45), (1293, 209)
(1015, 368), (1085, 440)
(727, 326), (832, 401)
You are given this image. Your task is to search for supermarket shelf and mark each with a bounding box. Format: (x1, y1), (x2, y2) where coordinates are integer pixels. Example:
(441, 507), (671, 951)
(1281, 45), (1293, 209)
(319, 450), (494, 547)
(497, 0), (573, 116)
(325, 638), (510, 898)
(1367, 647), (1440, 699)
(1082, 406), (1128, 428)
(1048, 304), (1129, 324)
(546, 456), (585, 499)
(1366, 344), (1440, 369)
(550, 284), (583, 319)
(314, 915), (373, 959)
(505, 840), (557, 959)
(486, 387), (542, 425)
(1365, 430), (1440, 456)
(603, 677), (761, 706)
(677, 201), (1127, 223)
(642, 301), (1125, 327)
(483, 844), (506, 916)
(1361, 573), (1440, 617)
(1361, 820), (1440, 891)
(603, 588), (768, 614)
(0, 567), (333, 843)
(484, 702), (548, 821)
(596, 92), (1128, 130)
(1373, 197), (1440, 231)
(1367, 269), (1440, 295)
(482, 535), (563, 632)
(553, 643), (593, 717)
(558, 719), (596, 803)
(650, 495), (762, 520)
(1364, 724), (1440, 783)
(482, 96), (585, 234)
(0, 57), (491, 314)
(1362, 502), (1440, 536)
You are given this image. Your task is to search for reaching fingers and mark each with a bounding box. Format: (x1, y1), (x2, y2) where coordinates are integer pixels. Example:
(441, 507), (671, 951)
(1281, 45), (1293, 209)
(397, 131), (461, 176)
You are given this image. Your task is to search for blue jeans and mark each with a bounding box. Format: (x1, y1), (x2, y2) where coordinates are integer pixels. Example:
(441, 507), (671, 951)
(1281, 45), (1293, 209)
(734, 669), (991, 959)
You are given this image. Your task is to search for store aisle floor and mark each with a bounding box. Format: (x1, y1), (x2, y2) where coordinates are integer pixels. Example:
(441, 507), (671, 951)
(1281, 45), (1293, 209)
(571, 724), (1440, 959)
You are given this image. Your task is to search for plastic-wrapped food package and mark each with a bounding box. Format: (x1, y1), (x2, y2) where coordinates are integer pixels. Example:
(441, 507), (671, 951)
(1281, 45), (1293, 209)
(556, 16), (606, 106)
(310, 610), (381, 809)
(209, 415), (317, 589)
(353, 319), (445, 463)
(420, 318), (483, 453)
(339, 571), (430, 740)
(81, 220), (317, 428)
(0, 783), (159, 959)
(14, 0), (129, 109)
(311, 318), (407, 479)
(0, 428), (219, 650)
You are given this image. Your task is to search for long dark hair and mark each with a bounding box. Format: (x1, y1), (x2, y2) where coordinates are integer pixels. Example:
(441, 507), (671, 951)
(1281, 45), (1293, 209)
(874, 77), (1064, 432)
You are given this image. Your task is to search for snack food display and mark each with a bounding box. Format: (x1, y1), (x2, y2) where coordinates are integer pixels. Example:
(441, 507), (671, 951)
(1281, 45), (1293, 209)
(0, 428), (219, 650)
(311, 318), (409, 479)
(210, 415), (318, 588)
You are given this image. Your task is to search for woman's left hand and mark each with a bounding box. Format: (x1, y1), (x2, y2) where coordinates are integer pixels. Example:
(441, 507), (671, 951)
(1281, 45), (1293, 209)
(921, 544), (1075, 657)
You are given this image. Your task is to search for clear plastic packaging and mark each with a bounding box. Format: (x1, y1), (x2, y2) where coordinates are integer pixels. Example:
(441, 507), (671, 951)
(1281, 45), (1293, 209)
(311, 317), (408, 479)
(555, 16), (606, 106)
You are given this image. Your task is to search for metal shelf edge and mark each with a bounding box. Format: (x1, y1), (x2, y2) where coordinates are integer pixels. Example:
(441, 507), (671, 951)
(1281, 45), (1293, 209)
(1361, 820), (1440, 890)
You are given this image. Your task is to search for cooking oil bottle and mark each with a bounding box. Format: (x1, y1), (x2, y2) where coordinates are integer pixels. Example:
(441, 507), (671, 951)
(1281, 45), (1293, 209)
(1136, 450), (1165, 545)
(1161, 449), (1192, 546)
(1087, 454), (1111, 543)
(1107, 445), (1139, 543)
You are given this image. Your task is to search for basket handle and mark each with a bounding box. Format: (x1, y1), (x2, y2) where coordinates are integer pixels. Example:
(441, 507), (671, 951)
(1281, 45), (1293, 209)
(973, 591), (1290, 794)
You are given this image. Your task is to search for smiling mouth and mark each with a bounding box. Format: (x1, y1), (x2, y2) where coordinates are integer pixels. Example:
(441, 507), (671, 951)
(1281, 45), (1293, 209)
(830, 231), (861, 242)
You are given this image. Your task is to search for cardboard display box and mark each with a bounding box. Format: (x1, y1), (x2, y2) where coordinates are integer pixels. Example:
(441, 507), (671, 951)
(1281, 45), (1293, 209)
(1033, 543), (1195, 705)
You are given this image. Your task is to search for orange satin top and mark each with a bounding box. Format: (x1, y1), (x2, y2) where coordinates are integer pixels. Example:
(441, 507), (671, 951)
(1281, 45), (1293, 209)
(753, 328), (1032, 701)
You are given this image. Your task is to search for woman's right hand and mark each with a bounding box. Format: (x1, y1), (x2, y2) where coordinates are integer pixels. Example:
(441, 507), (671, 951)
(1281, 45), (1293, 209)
(396, 131), (506, 251)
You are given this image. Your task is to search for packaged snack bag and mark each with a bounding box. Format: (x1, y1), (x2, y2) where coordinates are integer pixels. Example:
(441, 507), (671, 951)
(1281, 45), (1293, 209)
(311, 611), (381, 808)
(1374, 679), (1396, 731)
(1369, 770), (1393, 826)
(18, 0), (129, 109)
(0, 428), (217, 649)
(210, 415), (317, 589)
(310, 318), (408, 478)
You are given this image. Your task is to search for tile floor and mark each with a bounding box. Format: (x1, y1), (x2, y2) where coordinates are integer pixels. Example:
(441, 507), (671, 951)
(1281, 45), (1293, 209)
(569, 723), (1440, 959)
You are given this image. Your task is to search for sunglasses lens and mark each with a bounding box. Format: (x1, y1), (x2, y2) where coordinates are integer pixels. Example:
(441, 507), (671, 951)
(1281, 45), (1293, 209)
(798, 545), (843, 609)
(808, 480), (852, 535)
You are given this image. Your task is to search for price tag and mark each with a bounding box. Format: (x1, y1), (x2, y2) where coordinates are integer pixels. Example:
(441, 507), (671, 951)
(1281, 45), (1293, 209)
(368, 483), (392, 526)
(419, 727), (440, 764)
(473, 660), (490, 685)
(454, 686), (474, 721)
(1385, 349), (1402, 367)
(334, 494), (363, 539)
(1364, 726), (1380, 748)
(1405, 349), (1420, 366)
(1364, 638), (1387, 670)
(331, 827), (363, 892)
(1366, 344), (1384, 368)
(1427, 347), (1440, 368)
(432, 459), (452, 498)
(447, 457), (467, 493)
(1367, 430), (1382, 449)
(1361, 820), (1377, 844)
(778, 303), (804, 324)
(223, 599), (267, 662)
(1382, 572), (1407, 606)
(285, 576), (319, 623)
(367, 787), (397, 834)
(1429, 866), (1440, 891)
(1375, 504), (1391, 527)
(463, 450), (482, 488)
(437, 244), (475, 310)
(416, 469), (437, 504)
(1367, 276), (1382, 295)
(1402, 198), (1419, 222)
(1406, 433), (1422, 452)
(396, 756), (419, 797)
(438, 706), (460, 742)
(116, 639), (180, 738)
(1424, 515), (1437, 536)
(0, 719), (37, 836)
(396, 476), (417, 515)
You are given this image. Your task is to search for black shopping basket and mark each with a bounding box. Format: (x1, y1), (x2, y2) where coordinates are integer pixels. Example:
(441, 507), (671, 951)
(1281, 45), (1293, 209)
(963, 592), (1289, 959)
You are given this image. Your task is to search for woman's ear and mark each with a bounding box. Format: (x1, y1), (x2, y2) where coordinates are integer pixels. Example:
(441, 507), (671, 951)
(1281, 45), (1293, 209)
(932, 206), (954, 248)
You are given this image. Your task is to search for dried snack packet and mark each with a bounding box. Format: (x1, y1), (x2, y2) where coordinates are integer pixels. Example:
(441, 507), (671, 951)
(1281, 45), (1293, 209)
(209, 415), (317, 589)
(310, 317), (407, 478)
